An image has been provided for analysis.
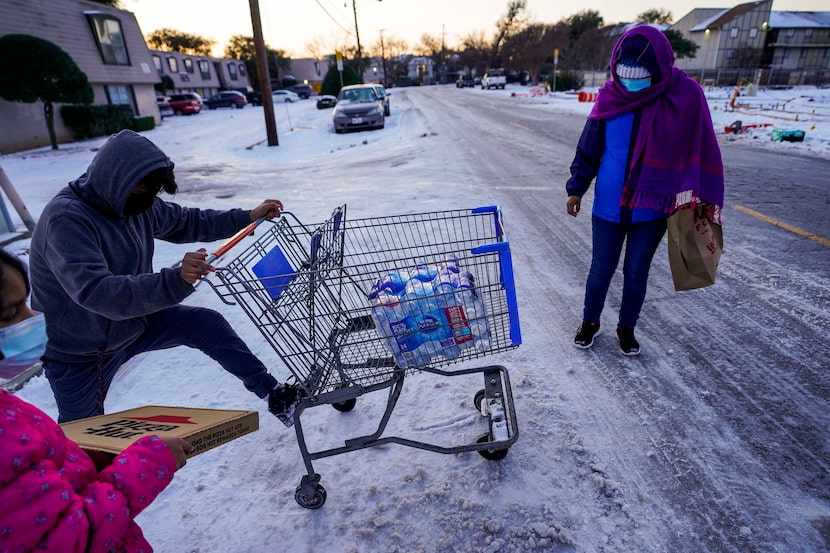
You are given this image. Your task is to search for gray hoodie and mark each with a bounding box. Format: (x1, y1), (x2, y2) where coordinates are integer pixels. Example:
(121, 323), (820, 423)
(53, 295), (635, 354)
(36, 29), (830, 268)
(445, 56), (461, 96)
(29, 130), (250, 362)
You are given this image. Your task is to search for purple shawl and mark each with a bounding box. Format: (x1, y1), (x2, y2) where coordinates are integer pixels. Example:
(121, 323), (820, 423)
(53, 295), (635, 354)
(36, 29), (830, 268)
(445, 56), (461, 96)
(589, 25), (724, 221)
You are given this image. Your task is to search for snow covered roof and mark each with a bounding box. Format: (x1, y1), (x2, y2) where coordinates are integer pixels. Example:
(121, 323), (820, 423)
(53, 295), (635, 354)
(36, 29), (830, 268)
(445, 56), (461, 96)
(694, 0), (771, 30)
(769, 11), (830, 28)
(690, 10), (731, 32)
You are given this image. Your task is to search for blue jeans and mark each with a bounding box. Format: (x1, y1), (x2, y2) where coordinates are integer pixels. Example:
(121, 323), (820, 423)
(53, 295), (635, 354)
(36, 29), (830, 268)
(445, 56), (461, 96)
(583, 215), (667, 328)
(43, 305), (278, 423)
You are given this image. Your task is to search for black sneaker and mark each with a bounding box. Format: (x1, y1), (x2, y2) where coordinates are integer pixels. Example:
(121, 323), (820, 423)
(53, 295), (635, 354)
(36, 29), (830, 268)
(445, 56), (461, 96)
(573, 321), (601, 349)
(268, 383), (303, 427)
(616, 326), (640, 356)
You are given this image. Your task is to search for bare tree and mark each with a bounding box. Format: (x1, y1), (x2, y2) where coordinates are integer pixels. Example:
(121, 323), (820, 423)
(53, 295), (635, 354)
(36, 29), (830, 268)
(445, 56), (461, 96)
(457, 30), (491, 76)
(491, 0), (527, 67)
(572, 27), (616, 71)
(502, 23), (568, 84)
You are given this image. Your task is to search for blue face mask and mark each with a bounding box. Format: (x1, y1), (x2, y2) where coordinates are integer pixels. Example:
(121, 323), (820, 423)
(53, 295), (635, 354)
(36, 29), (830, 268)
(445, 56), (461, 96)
(619, 77), (652, 92)
(0, 313), (47, 379)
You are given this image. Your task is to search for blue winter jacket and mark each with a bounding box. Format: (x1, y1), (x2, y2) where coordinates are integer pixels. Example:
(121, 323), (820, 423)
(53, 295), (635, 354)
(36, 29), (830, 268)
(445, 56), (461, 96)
(29, 130), (251, 362)
(566, 112), (665, 225)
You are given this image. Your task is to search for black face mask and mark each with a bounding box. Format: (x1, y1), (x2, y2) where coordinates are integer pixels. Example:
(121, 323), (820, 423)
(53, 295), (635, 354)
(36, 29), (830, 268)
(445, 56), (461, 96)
(123, 192), (157, 216)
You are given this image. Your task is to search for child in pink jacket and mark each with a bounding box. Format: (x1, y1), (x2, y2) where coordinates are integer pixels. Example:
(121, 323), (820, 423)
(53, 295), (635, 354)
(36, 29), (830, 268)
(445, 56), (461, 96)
(1, 247), (192, 552)
(0, 390), (191, 552)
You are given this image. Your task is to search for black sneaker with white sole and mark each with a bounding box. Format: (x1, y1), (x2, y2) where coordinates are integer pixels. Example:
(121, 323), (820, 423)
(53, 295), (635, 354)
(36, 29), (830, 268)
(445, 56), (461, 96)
(616, 326), (640, 356)
(573, 321), (601, 349)
(268, 383), (303, 427)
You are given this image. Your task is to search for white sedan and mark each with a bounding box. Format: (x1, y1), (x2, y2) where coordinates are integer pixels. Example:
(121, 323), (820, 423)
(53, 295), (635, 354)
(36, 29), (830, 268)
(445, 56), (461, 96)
(272, 89), (300, 103)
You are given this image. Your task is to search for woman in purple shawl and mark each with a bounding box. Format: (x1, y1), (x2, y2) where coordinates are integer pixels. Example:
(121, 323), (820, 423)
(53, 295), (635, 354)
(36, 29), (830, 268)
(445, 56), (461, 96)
(565, 25), (724, 355)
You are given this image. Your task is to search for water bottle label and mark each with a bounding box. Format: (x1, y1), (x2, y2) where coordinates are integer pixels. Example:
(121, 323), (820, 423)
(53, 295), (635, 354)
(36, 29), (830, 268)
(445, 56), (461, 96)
(445, 305), (472, 344)
(390, 317), (420, 352)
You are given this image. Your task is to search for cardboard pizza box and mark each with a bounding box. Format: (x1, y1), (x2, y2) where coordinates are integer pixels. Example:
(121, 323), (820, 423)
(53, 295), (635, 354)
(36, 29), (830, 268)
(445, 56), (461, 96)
(61, 405), (259, 459)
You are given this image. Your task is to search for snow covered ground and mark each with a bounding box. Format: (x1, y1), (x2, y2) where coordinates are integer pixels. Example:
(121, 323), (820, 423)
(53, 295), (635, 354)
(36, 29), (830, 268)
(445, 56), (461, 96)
(1, 82), (828, 552)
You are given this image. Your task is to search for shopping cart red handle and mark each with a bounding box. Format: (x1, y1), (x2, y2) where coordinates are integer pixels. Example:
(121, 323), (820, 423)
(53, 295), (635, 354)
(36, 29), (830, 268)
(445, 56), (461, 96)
(206, 216), (267, 264)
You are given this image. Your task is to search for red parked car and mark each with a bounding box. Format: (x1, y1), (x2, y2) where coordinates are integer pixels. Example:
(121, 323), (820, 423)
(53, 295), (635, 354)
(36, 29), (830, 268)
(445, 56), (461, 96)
(168, 92), (202, 115)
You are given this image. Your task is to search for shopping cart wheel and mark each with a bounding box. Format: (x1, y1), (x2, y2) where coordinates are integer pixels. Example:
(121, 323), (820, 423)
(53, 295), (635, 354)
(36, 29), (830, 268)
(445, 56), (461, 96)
(295, 476), (327, 509)
(473, 389), (486, 413)
(476, 434), (509, 461)
(332, 398), (357, 412)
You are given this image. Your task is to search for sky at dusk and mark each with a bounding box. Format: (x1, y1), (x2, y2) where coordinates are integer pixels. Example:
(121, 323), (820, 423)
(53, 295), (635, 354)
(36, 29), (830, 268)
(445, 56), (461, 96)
(121, 0), (827, 58)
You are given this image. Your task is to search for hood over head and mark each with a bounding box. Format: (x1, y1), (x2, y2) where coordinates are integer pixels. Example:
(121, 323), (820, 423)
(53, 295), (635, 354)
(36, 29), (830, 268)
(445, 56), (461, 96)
(70, 130), (174, 218)
(610, 25), (673, 85)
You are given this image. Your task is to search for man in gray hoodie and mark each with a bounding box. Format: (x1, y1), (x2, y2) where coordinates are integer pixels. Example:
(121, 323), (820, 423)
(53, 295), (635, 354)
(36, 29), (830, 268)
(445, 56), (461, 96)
(29, 130), (301, 426)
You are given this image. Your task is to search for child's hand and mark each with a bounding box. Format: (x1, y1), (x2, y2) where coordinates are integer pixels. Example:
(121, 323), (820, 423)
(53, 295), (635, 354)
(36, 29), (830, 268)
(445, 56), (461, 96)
(158, 435), (194, 471)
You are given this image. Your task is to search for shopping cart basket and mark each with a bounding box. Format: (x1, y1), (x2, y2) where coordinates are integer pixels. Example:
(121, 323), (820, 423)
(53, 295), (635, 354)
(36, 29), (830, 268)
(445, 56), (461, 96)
(206, 205), (522, 508)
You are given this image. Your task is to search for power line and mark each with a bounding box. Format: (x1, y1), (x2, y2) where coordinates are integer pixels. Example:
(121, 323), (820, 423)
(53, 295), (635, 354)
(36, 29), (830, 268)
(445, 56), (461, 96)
(313, 0), (353, 35)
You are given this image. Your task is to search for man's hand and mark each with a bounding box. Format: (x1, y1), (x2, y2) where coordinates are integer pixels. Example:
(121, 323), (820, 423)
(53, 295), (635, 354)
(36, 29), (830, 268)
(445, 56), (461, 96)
(158, 435), (194, 471)
(567, 196), (582, 218)
(250, 199), (283, 223)
(180, 248), (213, 285)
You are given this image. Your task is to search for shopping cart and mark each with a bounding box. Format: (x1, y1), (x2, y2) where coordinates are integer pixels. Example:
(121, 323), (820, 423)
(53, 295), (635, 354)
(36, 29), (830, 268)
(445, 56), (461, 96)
(205, 205), (522, 508)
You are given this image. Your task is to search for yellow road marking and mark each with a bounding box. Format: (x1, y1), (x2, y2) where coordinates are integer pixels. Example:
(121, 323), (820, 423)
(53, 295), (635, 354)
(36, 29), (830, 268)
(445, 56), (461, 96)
(732, 205), (830, 247)
(510, 122), (530, 131)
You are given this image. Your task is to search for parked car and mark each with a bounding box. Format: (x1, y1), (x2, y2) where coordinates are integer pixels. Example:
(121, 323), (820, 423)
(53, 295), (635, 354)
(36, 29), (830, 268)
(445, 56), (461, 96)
(156, 96), (173, 118)
(370, 84), (390, 116)
(332, 84), (384, 133)
(204, 91), (247, 109)
(232, 87), (262, 106)
(167, 92), (202, 115)
(481, 68), (506, 90)
(286, 84), (314, 99)
(272, 89), (300, 103)
(316, 95), (337, 109)
(456, 76), (473, 88)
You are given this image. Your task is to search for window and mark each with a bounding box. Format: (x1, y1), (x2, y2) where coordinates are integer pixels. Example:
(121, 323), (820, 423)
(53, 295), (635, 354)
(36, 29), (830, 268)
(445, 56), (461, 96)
(801, 48), (808, 59)
(105, 85), (135, 114)
(725, 49), (735, 59)
(166, 57), (179, 73)
(152, 55), (163, 73)
(749, 28), (758, 38)
(228, 62), (238, 81)
(238, 63), (246, 77)
(730, 28), (739, 38)
(184, 58), (194, 74)
(86, 13), (130, 65)
(198, 60), (211, 79)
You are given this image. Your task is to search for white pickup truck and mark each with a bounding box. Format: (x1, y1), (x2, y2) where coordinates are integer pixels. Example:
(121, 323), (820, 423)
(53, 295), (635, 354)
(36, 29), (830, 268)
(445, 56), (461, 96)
(481, 68), (506, 90)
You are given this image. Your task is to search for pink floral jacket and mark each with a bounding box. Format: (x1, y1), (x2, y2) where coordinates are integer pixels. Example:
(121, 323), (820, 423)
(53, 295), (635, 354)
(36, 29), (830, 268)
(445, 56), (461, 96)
(0, 390), (176, 552)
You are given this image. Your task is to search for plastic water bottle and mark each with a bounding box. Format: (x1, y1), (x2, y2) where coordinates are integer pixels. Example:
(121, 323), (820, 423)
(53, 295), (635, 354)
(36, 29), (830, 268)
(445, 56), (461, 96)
(370, 290), (429, 368)
(457, 272), (491, 352)
(433, 272), (466, 359)
(368, 270), (405, 300)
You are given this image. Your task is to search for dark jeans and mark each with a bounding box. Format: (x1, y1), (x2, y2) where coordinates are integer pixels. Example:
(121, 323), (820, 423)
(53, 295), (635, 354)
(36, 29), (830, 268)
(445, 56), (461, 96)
(44, 305), (278, 423)
(583, 215), (667, 329)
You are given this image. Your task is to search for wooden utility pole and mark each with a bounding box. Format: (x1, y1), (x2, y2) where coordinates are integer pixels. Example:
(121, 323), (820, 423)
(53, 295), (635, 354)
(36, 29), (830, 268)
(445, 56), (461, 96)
(249, 0), (278, 146)
(351, 0), (364, 81)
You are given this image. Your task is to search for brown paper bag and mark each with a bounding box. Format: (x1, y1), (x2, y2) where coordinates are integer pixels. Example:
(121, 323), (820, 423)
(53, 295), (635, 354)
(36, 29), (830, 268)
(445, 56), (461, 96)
(667, 204), (723, 291)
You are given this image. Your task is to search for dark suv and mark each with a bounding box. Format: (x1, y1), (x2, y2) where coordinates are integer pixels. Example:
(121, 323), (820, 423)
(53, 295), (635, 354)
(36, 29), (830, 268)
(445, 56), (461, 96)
(168, 92), (202, 115)
(286, 84), (313, 99)
(204, 91), (247, 110)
